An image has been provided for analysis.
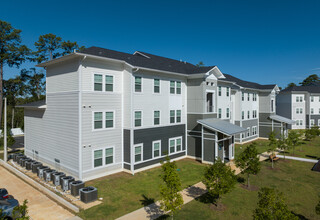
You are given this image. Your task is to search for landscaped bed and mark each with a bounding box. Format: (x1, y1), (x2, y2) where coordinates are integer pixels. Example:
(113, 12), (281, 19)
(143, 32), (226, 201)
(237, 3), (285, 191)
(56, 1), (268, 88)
(165, 159), (320, 220)
(78, 158), (206, 220)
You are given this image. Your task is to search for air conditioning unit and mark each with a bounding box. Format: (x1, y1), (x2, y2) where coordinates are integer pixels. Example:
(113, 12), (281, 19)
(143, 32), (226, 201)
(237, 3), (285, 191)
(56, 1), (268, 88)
(44, 169), (55, 182)
(13, 153), (22, 162)
(37, 166), (49, 179)
(17, 155), (26, 166)
(70, 181), (85, 197)
(25, 160), (34, 170)
(31, 162), (42, 173)
(61, 176), (75, 191)
(22, 159), (32, 168)
(80, 187), (98, 203)
(52, 172), (65, 186)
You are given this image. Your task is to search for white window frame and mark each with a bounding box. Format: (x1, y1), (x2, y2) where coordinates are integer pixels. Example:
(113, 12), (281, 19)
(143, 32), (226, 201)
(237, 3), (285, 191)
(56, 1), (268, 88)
(226, 87), (229, 97)
(92, 73), (115, 92)
(242, 111), (244, 120)
(176, 137), (183, 152)
(168, 136), (183, 155)
(218, 108), (222, 119)
(134, 110), (143, 127)
(247, 127), (250, 137)
(218, 86), (222, 96)
(318, 119), (320, 126)
(92, 111), (115, 131)
(170, 110), (175, 124)
(176, 81), (181, 95)
(92, 146), (115, 169)
(153, 78), (161, 94)
(170, 81), (176, 94)
(311, 96), (314, 102)
(152, 140), (161, 159)
(226, 108), (230, 118)
(311, 108), (314, 114)
(247, 111), (250, 119)
(134, 144), (143, 164)
(154, 110), (161, 126)
(134, 76), (143, 93)
(310, 119), (315, 126)
(176, 110), (181, 123)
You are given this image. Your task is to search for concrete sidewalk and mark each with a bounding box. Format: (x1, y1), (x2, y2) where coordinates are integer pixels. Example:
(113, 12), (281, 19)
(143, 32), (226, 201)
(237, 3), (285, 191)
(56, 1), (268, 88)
(276, 155), (318, 163)
(0, 165), (75, 220)
(116, 151), (272, 220)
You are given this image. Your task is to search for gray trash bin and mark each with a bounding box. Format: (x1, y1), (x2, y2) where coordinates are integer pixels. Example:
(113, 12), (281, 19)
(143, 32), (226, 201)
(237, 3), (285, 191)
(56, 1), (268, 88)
(61, 176), (75, 191)
(80, 187), (98, 203)
(70, 181), (85, 197)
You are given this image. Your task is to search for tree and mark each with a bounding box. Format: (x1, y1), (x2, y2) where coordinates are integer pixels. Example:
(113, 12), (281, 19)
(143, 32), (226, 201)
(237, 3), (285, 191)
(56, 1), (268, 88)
(61, 40), (85, 56)
(268, 131), (277, 168)
(305, 126), (320, 141)
(286, 82), (296, 88)
(0, 20), (29, 126)
(159, 156), (183, 219)
(12, 199), (29, 219)
(33, 33), (62, 63)
(236, 143), (260, 188)
(287, 130), (302, 156)
(299, 74), (320, 86)
(21, 68), (45, 100)
(203, 158), (237, 203)
(196, 61), (205, 67)
(277, 134), (288, 160)
(253, 187), (298, 220)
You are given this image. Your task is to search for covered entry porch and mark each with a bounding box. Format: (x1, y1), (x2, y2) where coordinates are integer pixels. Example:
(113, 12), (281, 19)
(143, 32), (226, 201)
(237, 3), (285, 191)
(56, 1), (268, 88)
(269, 114), (295, 138)
(197, 118), (248, 163)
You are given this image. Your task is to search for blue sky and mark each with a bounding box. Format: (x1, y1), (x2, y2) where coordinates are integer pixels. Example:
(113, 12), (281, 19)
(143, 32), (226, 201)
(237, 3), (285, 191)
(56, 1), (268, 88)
(1, 0), (320, 88)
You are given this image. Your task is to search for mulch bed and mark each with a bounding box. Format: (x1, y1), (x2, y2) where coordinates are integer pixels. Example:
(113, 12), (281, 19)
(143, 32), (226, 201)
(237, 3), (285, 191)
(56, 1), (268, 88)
(209, 202), (227, 212)
(240, 184), (259, 191)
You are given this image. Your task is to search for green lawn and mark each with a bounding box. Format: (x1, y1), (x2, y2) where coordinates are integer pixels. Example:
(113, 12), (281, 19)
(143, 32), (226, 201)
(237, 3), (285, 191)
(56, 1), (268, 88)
(166, 160), (320, 220)
(235, 136), (320, 160)
(78, 159), (206, 220)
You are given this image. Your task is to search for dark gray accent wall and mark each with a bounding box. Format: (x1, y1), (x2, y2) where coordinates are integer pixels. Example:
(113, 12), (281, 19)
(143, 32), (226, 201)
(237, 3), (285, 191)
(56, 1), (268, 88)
(124, 129), (130, 163)
(242, 119), (258, 128)
(124, 163), (130, 170)
(259, 113), (282, 138)
(187, 136), (201, 158)
(134, 124), (186, 161)
(309, 115), (320, 127)
(203, 139), (215, 162)
(134, 152), (185, 170)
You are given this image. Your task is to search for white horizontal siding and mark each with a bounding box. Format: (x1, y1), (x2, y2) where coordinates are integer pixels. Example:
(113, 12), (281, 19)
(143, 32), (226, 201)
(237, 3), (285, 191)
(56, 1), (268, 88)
(81, 92), (122, 172)
(24, 92), (80, 177)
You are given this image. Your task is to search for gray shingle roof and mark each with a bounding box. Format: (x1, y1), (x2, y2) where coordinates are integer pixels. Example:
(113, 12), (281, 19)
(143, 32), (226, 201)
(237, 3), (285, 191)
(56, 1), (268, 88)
(269, 114), (295, 124)
(222, 73), (276, 90)
(80, 47), (216, 75)
(280, 85), (320, 93)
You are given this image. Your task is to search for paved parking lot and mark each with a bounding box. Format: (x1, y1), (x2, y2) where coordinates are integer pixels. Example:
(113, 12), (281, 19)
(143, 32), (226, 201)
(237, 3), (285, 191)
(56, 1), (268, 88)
(0, 165), (74, 220)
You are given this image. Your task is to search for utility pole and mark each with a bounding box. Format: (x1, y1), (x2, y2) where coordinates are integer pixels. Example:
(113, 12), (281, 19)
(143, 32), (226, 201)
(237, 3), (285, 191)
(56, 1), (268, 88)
(4, 98), (7, 162)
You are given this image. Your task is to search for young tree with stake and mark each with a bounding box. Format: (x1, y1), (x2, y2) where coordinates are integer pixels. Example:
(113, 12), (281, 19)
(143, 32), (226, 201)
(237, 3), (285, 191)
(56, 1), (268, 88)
(268, 131), (277, 168)
(236, 143), (260, 188)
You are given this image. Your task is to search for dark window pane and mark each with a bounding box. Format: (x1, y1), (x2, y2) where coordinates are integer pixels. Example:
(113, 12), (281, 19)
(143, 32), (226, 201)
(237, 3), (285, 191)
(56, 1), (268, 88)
(94, 121), (103, 129)
(106, 156), (113, 165)
(94, 158), (103, 167)
(94, 83), (102, 91)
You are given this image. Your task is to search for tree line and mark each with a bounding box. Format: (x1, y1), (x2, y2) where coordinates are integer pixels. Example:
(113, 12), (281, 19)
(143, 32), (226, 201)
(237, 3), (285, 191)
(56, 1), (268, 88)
(0, 19), (85, 130)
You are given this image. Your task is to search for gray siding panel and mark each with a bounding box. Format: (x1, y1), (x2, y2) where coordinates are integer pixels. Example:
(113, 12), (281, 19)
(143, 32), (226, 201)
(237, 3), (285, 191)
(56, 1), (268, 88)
(134, 124), (186, 160)
(203, 139), (215, 162)
(124, 129), (131, 163)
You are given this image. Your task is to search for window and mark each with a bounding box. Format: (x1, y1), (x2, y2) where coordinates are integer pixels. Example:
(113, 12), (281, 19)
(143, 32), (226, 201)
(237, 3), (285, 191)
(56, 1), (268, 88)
(218, 108), (222, 118)
(105, 112), (114, 128)
(296, 120), (299, 126)
(242, 111), (244, 120)
(271, 100), (274, 112)
(252, 110), (257, 118)
(318, 119), (320, 126)
(94, 112), (103, 129)
(253, 93), (257, 101)
(311, 108), (314, 114)
(218, 86), (222, 96)
(296, 96), (299, 102)
(176, 110), (181, 123)
(176, 82), (181, 94)
(247, 127), (250, 137)
(135, 111), (142, 127)
(105, 148), (113, 165)
(170, 110), (175, 123)
(247, 111), (250, 119)
(226, 87), (229, 97)
(300, 96), (303, 102)
(300, 108), (303, 114)
(94, 150), (103, 167)
(135, 76), (142, 92)
(169, 139), (175, 154)
(242, 133), (245, 138)
(296, 108), (299, 114)
(154, 111), (160, 125)
(176, 138), (182, 151)
(154, 79), (160, 93)
(226, 108), (230, 118)
(105, 75), (113, 91)
(242, 92), (244, 101)
(252, 126), (257, 135)
(153, 141), (160, 158)
(247, 93), (250, 101)
(311, 96), (314, 102)
(170, 81), (175, 94)
(311, 119), (315, 126)
(134, 145), (142, 163)
(94, 74), (103, 91)
(319, 108), (320, 114)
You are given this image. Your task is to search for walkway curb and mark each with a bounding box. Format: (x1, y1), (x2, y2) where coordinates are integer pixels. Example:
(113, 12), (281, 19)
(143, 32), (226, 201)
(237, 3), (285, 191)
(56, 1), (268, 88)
(0, 159), (80, 213)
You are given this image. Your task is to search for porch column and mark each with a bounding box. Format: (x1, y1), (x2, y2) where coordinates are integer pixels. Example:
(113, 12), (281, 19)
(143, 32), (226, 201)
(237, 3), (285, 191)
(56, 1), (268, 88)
(272, 119), (274, 131)
(281, 122), (283, 136)
(215, 131), (218, 161)
(201, 125), (204, 162)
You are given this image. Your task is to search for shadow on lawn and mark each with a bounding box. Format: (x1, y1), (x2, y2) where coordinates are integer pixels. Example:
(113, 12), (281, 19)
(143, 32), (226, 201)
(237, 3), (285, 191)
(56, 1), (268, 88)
(140, 194), (165, 219)
(140, 194), (155, 206)
(292, 211), (308, 220)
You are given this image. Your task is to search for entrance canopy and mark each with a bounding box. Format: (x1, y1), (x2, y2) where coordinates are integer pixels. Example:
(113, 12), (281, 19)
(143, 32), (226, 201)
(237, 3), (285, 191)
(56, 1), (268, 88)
(269, 114), (295, 125)
(197, 118), (248, 136)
